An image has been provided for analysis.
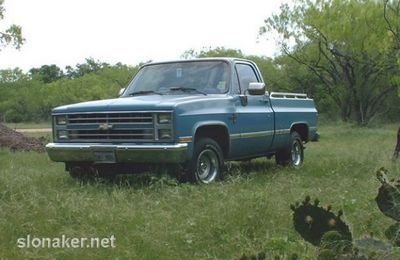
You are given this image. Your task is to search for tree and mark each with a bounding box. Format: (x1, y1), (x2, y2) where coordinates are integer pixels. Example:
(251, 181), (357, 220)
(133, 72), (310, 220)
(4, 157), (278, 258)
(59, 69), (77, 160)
(383, 0), (400, 159)
(29, 64), (64, 83)
(65, 58), (110, 78)
(181, 47), (245, 59)
(0, 68), (25, 83)
(262, 0), (400, 125)
(0, 0), (24, 50)
(0, 0), (24, 122)
(0, 61), (138, 122)
(383, 0), (400, 91)
(384, 0), (400, 49)
(395, 127), (400, 159)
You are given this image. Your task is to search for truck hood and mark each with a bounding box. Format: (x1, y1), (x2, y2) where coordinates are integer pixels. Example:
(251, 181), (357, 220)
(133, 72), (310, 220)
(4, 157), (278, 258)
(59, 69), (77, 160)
(52, 95), (225, 113)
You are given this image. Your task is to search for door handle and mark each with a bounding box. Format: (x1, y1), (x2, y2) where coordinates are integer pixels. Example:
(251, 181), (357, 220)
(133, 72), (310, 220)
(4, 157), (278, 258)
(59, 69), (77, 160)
(259, 99), (269, 103)
(229, 113), (238, 124)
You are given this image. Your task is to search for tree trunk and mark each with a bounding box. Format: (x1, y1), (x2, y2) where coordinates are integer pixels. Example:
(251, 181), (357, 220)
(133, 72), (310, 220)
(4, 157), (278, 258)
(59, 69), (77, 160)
(394, 127), (400, 160)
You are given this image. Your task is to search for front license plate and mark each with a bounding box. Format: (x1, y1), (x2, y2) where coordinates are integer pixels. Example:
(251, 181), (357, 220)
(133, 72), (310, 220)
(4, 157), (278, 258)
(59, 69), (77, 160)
(94, 151), (116, 163)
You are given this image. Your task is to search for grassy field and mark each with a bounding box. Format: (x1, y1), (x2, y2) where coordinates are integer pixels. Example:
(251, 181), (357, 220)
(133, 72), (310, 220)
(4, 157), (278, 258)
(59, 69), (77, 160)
(1, 123), (400, 259)
(4, 122), (51, 130)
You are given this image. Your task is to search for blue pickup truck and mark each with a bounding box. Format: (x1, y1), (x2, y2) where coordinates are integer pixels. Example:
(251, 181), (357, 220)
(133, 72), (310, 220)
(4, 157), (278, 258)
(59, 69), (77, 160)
(46, 58), (318, 183)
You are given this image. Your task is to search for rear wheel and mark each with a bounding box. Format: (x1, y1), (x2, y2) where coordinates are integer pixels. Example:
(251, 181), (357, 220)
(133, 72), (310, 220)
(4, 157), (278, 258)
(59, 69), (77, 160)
(185, 138), (223, 184)
(275, 131), (304, 167)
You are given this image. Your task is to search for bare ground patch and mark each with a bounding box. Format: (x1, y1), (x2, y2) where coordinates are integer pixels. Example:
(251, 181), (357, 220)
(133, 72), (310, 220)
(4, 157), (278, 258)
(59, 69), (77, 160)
(0, 123), (46, 152)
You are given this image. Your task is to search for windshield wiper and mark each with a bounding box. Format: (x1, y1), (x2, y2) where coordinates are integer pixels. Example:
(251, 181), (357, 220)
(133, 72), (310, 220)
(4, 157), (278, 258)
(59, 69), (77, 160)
(169, 87), (207, 95)
(128, 90), (163, 96)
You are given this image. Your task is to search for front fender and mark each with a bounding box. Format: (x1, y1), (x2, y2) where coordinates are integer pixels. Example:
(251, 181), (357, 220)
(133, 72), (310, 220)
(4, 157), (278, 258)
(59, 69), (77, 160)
(192, 121), (230, 138)
(181, 121), (230, 161)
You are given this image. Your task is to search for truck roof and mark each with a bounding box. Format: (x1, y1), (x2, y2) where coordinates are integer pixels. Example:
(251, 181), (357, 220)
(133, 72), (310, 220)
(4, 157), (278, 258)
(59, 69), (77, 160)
(143, 57), (256, 67)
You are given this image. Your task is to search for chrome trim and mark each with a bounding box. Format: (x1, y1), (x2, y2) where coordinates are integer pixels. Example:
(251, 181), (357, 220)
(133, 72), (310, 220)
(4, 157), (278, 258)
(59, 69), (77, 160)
(275, 129), (291, 135)
(270, 92), (309, 99)
(46, 143), (187, 149)
(241, 130), (274, 139)
(52, 110), (174, 115)
(230, 133), (241, 140)
(230, 130), (275, 140)
(46, 143), (188, 163)
(63, 122), (153, 126)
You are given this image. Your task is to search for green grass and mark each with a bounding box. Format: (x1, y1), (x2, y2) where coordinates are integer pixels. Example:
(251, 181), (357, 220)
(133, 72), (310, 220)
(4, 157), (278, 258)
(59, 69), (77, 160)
(4, 121), (51, 129)
(1, 124), (400, 259)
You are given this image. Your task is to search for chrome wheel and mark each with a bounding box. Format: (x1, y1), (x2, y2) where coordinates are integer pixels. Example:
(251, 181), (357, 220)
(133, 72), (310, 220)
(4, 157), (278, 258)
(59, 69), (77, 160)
(291, 140), (303, 167)
(185, 137), (223, 184)
(275, 131), (304, 167)
(196, 148), (219, 183)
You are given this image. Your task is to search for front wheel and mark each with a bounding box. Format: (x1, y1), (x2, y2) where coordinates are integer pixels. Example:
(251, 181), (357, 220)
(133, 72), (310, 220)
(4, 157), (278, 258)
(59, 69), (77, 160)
(275, 131), (304, 167)
(185, 138), (224, 184)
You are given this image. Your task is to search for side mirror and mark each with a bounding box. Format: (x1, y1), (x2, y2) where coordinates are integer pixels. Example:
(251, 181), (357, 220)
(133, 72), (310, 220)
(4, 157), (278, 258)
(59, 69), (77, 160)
(118, 88), (126, 96)
(248, 82), (266, 95)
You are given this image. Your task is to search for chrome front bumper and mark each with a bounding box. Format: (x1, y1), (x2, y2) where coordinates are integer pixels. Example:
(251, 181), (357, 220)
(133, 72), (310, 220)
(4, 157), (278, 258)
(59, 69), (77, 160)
(46, 143), (188, 163)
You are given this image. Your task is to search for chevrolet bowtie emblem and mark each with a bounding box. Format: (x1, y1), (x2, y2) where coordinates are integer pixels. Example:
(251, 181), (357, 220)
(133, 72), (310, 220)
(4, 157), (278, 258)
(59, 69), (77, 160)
(98, 123), (113, 131)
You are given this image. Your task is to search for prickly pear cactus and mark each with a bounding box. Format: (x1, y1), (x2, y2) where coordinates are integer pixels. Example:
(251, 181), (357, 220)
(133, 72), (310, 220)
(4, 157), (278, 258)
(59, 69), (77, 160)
(375, 167), (400, 221)
(320, 230), (352, 255)
(393, 127), (400, 160)
(385, 222), (400, 247)
(316, 249), (337, 260)
(316, 232), (392, 260)
(353, 236), (392, 259)
(291, 196), (352, 246)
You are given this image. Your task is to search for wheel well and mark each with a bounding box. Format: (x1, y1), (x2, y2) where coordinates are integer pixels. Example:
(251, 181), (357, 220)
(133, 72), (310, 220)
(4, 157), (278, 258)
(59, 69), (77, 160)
(291, 123), (309, 142)
(194, 125), (229, 157)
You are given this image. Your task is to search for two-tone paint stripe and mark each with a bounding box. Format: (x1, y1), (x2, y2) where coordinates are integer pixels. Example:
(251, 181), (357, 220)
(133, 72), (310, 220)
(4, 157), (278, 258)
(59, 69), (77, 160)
(230, 129), (290, 140)
(179, 128), (293, 143)
(230, 130), (273, 140)
(274, 129), (291, 135)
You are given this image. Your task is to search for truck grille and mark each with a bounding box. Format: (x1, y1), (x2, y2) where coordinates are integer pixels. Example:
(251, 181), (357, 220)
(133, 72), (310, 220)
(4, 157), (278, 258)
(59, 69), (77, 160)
(67, 113), (153, 124)
(69, 129), (154, 141)
(59, 112), (159, 142)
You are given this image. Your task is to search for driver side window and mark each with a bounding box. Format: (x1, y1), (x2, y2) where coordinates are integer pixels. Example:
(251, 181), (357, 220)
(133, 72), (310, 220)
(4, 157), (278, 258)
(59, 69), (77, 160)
(236, 64), (259, 94)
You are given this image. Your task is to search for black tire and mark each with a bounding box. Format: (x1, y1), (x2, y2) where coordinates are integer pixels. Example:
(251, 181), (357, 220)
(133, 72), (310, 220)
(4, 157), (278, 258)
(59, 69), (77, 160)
(185, 138), (224, 184)
(275, 131), (304, 167)
(68, 165), (90, 179)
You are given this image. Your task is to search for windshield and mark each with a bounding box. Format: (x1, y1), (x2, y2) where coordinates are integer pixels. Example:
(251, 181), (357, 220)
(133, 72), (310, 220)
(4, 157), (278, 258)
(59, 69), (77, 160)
(123, 61), (229, 96)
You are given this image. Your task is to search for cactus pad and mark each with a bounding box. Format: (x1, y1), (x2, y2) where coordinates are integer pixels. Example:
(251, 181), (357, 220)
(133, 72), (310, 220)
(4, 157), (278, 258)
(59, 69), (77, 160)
(375, 167), (400, 221)
(291, 196), (352, 246)
(393, 127), (400, 160)
(353, 237), (392, 258)
(385, 222), (400, 246)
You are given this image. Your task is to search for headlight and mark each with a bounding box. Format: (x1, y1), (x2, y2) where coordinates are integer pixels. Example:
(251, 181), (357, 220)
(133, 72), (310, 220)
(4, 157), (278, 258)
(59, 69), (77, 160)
(158, 113), (172, 124)
(56, 115), (67, 125)
(158, 129), (172, 140)
(57, 130), (69, 139)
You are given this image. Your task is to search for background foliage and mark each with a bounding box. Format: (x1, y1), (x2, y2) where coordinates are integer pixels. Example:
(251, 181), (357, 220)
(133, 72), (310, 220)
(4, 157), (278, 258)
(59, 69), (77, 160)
(0, 59), (138, 122)
(261, 0), (400, 125)
(0, 0), (399, 125)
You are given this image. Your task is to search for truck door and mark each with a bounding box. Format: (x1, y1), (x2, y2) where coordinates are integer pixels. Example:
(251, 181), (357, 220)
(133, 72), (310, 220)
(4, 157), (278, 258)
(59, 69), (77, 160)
(233, 62), (274, 157)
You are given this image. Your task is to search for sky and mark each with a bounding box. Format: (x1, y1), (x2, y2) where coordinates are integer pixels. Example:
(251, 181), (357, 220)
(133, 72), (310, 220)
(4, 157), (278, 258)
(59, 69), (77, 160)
(0, 0), (286, 71)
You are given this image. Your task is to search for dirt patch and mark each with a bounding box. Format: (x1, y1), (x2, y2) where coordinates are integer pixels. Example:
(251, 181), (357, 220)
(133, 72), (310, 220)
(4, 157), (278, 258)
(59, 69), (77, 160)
(0, 123), (46, 152)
